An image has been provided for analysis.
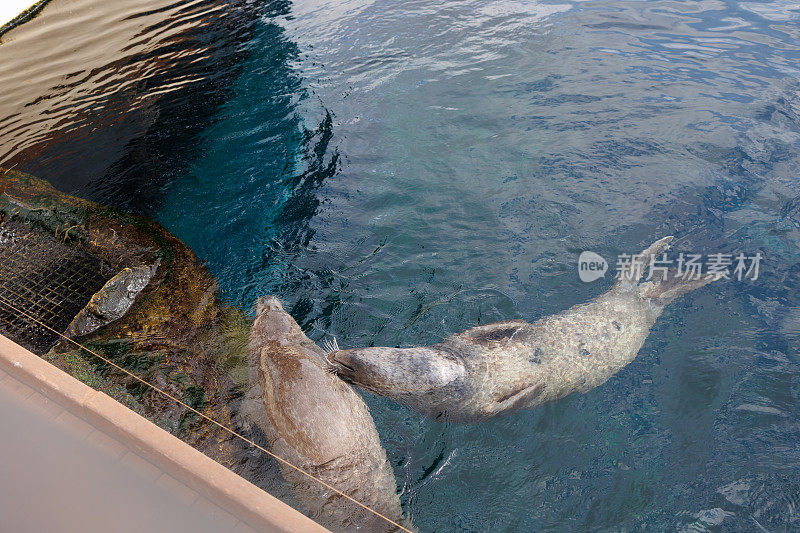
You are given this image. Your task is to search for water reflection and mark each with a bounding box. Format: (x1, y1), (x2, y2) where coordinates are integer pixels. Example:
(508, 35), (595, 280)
(156, 8), (338, 309)
(0, 0), (261, 214)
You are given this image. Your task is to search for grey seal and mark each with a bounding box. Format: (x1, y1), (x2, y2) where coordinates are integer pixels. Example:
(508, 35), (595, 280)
(242, 296), (411, 532)
(327, 236), (721, 422)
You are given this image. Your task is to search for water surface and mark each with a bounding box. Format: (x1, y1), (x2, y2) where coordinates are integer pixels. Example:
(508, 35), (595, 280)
(3, 0), (800, 531)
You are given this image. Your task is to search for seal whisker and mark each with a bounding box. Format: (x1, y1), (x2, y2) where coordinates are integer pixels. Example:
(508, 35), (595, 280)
(322, 336), (339, 355)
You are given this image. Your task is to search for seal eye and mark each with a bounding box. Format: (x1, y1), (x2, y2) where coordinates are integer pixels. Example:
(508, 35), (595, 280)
(338, 359), (356, 373)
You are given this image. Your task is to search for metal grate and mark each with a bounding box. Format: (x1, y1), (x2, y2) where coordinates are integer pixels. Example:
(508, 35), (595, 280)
(0, 217), (113, 354)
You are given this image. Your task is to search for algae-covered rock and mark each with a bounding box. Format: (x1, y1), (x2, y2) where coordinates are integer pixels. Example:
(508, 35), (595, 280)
(0, 168), (249, 469)
(64, 263), (160, 338)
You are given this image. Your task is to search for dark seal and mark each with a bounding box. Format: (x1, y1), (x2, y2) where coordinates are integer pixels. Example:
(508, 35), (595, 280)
(243, 296), (411, 531)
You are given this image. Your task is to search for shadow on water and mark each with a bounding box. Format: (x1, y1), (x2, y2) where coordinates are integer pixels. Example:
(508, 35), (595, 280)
(246, 110), (341, 309)
(154, 9), (340, 311)
(0, 0), (340, 306)
(0, 0), (264, 215)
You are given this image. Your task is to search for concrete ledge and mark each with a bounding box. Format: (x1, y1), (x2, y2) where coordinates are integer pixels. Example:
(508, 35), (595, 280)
(0, 333), (328, 533)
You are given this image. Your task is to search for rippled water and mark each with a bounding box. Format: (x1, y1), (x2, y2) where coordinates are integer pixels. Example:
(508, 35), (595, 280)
(3, 0), (800, 530)
(0, 0), (259, 211)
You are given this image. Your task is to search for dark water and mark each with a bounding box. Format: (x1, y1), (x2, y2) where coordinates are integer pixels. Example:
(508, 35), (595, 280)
(3, 0), (800, 531)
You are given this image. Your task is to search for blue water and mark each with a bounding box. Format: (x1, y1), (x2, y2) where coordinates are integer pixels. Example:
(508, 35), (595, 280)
(5, 0), (800, 530)
(153, 1), (800, 530)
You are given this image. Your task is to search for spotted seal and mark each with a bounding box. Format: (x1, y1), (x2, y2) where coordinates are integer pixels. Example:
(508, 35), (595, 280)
(327, 236), (721, 422)
(242, 296), (410, 532)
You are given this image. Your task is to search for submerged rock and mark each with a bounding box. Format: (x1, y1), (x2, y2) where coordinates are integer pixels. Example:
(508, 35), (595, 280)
(0, 168), (249, 469)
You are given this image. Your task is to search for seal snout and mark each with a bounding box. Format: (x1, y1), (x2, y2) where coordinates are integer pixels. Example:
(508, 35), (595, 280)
(255, 295), (284, 315)
(326, 350), (357, 375)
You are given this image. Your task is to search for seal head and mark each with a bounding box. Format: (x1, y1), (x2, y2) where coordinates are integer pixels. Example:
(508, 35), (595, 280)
(328, 346), (466, 419)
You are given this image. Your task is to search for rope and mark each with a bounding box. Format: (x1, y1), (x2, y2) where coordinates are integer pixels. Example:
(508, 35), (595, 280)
(0, 290), (411, 533)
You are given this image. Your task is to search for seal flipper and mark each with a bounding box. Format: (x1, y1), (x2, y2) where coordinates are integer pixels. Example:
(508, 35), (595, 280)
(613, 237), (721, 308)
(490, 383), (546, 415)
(640, 269), (722, 306)
(614, 235), (675, 290)
(463, 320), (528, 347)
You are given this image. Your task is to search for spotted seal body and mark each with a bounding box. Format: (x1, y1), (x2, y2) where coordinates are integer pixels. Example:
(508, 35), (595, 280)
(242, 296), (409, 532)
(328, 237), (721, 422)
